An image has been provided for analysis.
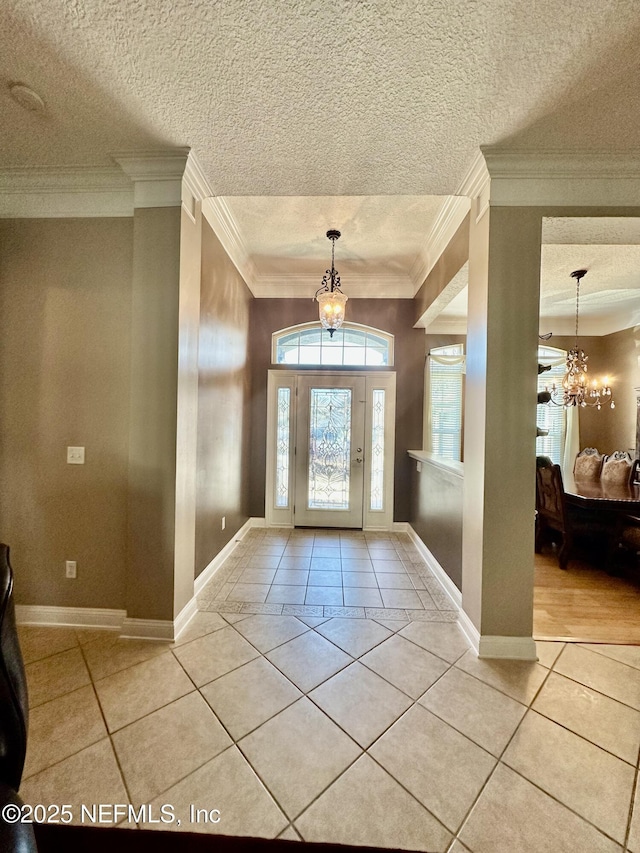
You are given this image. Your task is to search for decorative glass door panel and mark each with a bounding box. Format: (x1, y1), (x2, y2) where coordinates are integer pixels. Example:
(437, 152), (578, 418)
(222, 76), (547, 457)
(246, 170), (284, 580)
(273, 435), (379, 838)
(295, 376), (365, 527)
(308, 388), (352, 510)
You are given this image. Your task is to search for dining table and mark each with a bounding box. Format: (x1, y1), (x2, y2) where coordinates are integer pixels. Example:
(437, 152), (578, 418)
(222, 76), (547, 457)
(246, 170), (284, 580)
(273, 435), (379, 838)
(563, 474), (640, 565)
(564, 475), (640, 512)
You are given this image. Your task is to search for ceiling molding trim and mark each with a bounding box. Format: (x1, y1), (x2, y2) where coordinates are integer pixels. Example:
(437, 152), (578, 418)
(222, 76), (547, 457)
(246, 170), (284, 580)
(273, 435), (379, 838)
(251, 273), (414, 300)
(457, 150), (491, 200)
(201, 196), (256, 288)
(0, 166), (133, 218)
(481, 148), (640, 207)
(457, 150), (491, 222)
(112, 149), (190, 180)
(182, 151), (214, 204)
(410, 195), (471, 293)
(112, 149), (189, 208)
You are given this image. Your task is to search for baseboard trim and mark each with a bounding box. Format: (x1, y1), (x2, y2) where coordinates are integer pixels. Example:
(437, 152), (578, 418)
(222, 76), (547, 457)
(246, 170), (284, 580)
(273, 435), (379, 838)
(15, 605), (125, 630)
(457, 608), (481, 655)
(392, 521), (410, 533)
(194, 517), (257, 596)
(173, 595), (199, 641)
(405, 527), (536, 660)
(120, 617), (174, 641)
(477, 635), (538, 660)
(406, 525), (462, 609)
(457, 604), (537, 660)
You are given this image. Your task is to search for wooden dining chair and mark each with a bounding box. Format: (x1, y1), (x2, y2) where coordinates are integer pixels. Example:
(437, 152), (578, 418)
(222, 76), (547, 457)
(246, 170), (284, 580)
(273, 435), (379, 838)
(535, 459), (611, 570)
(573, 447), (603, 481)
(601, 451), (634, 487)
(535, 461), (574, 569)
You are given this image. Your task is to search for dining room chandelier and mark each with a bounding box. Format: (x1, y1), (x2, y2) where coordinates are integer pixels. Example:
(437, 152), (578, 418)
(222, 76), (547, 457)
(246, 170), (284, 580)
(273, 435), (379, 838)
(547, 269), (614, 410)
(315, 229), (348, 337)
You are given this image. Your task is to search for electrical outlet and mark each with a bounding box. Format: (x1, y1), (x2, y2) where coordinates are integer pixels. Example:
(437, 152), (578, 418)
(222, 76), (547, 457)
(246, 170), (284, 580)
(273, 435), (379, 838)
(221, 516), (226, 530)
(65, 560), (77, 579)
(67, 446), (85, 464)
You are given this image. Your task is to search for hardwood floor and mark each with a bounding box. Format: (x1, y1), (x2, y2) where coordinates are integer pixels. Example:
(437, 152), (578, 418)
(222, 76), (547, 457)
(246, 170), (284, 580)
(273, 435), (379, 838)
(534, 548), (640, 644)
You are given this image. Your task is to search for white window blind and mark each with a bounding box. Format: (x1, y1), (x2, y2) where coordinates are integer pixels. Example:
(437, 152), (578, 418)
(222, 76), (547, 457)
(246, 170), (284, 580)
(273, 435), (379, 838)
(429, 344), (464, 461)
(537, 345), (567, 465)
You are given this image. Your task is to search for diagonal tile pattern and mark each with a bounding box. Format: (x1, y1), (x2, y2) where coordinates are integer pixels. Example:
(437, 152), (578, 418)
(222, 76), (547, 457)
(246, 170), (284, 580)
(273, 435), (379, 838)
(15, 528), (640, 850)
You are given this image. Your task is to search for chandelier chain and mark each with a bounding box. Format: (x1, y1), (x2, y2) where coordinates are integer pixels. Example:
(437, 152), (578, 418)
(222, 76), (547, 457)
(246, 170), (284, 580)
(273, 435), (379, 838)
(575, 276), (580, 347)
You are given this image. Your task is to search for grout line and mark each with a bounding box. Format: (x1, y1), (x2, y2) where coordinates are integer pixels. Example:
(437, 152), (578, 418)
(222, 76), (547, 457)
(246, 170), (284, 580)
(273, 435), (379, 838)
(449, 661), (554, 836)
(454, 659), (632, 849)
(623, 741), (640, 851)
(76, 639), (137, 812)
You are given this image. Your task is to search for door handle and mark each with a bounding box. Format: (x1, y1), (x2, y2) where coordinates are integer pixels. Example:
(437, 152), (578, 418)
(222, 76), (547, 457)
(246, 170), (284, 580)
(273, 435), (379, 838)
(355, 457), (363, 464)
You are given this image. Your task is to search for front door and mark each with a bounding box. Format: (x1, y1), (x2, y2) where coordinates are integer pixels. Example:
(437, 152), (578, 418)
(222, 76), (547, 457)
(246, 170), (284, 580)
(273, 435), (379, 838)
(294, 375), (366, 528)
(265, 370), (396, 530)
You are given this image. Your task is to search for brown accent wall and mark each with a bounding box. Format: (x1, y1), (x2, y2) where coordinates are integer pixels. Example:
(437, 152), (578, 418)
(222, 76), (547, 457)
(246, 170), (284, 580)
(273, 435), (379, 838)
(410, 460), (463, 590)
(195, 220), (253, 577)
(0, 218), (133, 608)
(248, 299), (424, 522)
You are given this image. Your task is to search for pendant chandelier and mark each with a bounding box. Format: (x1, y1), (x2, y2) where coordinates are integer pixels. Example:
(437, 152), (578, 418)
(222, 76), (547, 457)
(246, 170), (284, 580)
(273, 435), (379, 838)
(547, 269), (614, 410)
(315, 229), (348, 337)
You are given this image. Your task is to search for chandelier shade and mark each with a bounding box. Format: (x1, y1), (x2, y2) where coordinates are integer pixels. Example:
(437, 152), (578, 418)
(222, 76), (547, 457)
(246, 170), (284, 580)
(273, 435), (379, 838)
(546, 269), (614, 410)
(315, 229), (348, 337)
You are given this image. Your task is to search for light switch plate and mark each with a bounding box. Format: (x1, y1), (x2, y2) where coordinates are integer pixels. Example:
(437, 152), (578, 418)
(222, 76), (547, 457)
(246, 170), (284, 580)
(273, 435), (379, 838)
(67, 446), (85, 464)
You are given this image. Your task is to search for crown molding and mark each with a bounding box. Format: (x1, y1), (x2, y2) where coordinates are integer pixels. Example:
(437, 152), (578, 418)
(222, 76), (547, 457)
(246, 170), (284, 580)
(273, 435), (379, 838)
(112, 148), (189, 208)
(0, 166), (133, 218)
(181, 151), (214, 223)
(410, 195), (471, 293)
(250, 273), (414, 300)
(458, 149), (491, 199)
(111, 148), (190, 180)
(201, 196), (256, 287)
(182, 151), (214, 204)
(480, 147), (640, 207)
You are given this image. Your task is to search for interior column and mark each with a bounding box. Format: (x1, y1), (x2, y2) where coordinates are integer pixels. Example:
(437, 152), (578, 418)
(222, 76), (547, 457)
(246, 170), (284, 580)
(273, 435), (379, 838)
(461, 201), (542, 658)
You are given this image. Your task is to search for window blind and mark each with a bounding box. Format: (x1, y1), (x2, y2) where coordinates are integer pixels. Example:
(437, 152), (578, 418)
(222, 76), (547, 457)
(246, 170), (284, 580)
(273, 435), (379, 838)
(537, 346), (567, 465)
(429, 344), (464, 461)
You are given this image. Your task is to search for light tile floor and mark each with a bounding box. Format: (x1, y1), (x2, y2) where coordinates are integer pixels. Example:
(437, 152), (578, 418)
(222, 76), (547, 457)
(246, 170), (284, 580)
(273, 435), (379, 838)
(16, 528), (640, 852)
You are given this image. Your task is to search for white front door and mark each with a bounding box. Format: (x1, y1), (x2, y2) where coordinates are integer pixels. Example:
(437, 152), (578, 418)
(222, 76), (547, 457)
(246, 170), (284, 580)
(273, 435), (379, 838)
(294, 375), (366, 528)
(265, 370), (396, 530)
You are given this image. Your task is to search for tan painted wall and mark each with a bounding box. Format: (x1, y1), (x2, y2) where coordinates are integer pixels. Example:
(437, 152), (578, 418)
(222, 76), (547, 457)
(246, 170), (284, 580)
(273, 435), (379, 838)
(248, 299), (424, 522)
(126, 207), (181, 621)
(0, 218), (133, 608)
(463, 204), (541, 638)
(195, 220), (253, 578)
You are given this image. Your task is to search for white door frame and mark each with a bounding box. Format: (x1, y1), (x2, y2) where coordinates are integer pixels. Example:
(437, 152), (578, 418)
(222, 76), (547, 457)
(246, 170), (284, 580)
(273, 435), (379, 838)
(265, 370), (396, 530)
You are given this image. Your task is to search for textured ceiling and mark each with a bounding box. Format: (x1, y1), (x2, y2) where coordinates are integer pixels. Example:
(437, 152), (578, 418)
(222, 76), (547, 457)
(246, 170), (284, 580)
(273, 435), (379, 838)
(3, 2), (640, 308)
(222, 195), (444, 295)
(2, 0), (640, 196)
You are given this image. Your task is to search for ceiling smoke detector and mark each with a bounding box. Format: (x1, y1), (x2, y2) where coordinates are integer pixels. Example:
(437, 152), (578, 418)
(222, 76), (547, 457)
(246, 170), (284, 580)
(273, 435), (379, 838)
(8, 83), (46, 114)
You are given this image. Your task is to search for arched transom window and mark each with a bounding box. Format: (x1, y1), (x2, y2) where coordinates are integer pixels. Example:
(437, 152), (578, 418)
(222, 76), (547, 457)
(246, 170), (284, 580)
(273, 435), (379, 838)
(272, 322), (394, 366)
